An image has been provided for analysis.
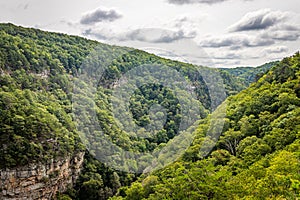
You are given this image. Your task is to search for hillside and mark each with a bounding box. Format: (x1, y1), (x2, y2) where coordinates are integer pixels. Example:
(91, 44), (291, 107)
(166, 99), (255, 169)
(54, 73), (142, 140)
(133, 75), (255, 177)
(113, 53), (300, 199)
(0, 23), (298, 200)
(221, 61), (278, 87)
(0, 23), (246, 166)
(0, 23), (249, 199)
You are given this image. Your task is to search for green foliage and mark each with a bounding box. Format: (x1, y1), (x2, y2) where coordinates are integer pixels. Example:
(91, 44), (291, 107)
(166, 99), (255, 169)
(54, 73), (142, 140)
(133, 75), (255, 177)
(221, 61), (277, 87)
(64, 153), (134, 200)
(0, 88), (82, 167)
(115, 53), (300, 199)
(1, 23), (299, 200)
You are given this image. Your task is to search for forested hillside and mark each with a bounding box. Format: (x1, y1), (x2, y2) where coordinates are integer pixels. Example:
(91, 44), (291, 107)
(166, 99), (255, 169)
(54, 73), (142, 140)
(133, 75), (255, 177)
(1, 23), (298, 200)
(112, 53), (300, 199)
(221, 61), (278, 87)
(0, 23), (249, 199)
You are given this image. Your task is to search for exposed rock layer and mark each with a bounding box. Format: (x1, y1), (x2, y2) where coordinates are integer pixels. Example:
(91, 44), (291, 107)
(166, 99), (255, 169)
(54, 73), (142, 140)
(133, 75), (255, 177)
(0, 152), (84, 200)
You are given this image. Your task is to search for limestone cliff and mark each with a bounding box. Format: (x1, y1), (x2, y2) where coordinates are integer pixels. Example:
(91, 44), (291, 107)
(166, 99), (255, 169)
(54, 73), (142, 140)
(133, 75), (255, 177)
(0, 152), (84, 200)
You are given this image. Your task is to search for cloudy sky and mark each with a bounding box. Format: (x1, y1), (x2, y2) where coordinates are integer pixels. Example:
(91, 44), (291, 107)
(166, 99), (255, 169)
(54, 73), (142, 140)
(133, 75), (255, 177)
(1, 0), (299, 67)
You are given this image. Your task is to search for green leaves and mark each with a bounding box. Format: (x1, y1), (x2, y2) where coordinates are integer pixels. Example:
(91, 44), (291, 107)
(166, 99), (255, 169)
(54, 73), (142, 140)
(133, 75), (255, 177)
(0, 23), (299, 200)
(0, 88), (81, 168)
(115, 53), (300, 199)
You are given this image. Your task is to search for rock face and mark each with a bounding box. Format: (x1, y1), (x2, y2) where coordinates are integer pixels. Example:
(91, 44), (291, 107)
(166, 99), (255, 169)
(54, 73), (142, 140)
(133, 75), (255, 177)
(0, 152), (85, 200)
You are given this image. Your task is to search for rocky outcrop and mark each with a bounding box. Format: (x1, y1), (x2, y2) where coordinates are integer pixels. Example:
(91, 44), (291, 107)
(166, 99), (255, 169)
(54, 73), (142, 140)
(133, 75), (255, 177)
(0, 152), (84, 200)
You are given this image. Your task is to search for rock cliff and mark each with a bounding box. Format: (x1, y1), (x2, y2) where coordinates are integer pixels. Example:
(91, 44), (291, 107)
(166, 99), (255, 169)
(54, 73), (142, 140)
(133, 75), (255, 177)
(0, 152), (84, 200)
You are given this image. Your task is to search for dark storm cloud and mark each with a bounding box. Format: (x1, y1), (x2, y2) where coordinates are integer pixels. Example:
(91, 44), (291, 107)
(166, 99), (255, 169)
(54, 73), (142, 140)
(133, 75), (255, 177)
(80, 7), (122, 25)
(229, 9), (288, 32)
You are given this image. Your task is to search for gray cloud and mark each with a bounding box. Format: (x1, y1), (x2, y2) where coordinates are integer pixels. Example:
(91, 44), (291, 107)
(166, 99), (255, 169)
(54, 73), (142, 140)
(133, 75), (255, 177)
(271, 32), (299, 41)
(82, 28), (111, 40)
(264, 46), (288, 54)
(167, 0), (227, 5)
(141, 47), (189, 63)
(280, 24), (300, 31)
(229, 9), (288, 32)
(17, 3), (29, 10)
(199, 34), (274, 49)
(167, 0), (254, 5)
(123, 28), (194, 43)
(258, 23), (300, 42)
(261, 30), (300, 41)
(23, 3), (29, 10)
(203, 11), (300, 49)
(83, 28), (194, 43)
(80, 7), (122, 25)
(212, 59), (242, 67)
(199, 36), (241, 48)
(212, 52), (242, 60)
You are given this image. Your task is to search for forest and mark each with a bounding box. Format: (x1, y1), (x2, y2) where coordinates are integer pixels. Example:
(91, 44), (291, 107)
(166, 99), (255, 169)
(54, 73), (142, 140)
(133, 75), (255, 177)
(0, 23), (299, 199)
(111, 52), (300, 200)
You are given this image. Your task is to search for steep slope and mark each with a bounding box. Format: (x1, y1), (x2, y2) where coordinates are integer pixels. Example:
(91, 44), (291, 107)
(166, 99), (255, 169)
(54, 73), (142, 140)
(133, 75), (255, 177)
(113, 53), (300, 199)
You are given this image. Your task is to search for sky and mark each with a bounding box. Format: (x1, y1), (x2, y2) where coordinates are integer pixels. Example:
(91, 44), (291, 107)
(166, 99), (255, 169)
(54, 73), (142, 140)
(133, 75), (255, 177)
(0, 0), (299, 68)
